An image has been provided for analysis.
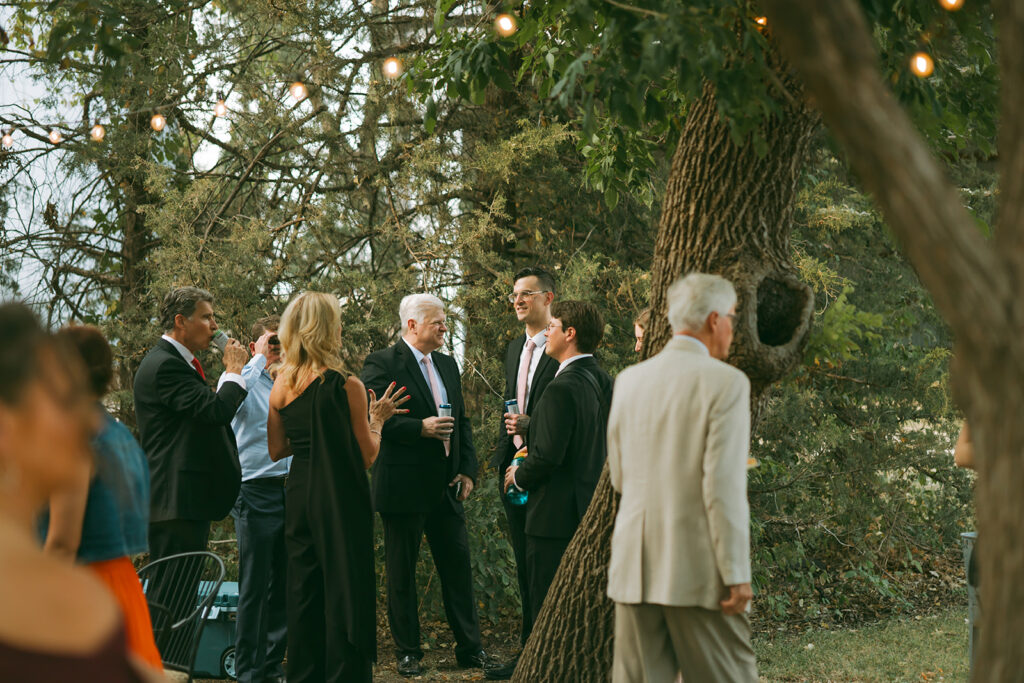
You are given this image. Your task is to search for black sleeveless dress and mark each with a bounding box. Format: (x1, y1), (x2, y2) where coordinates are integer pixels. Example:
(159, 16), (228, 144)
(279, 370), (375, 682)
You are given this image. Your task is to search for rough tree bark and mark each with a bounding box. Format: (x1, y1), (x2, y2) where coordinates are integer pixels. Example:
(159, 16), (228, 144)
(513, 71), (817, 681)
(761, 1), (1023, 679)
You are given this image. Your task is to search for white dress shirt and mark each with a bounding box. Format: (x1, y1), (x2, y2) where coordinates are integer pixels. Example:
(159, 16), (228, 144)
(517, 329), (548, 411)
(161, 334), (246, 390)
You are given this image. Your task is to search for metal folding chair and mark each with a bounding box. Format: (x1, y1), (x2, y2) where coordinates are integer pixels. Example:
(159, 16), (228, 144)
(137, 551), (226, 682)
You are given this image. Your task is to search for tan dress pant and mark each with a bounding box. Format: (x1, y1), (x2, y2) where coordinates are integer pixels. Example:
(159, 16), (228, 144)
(613, 602), (757, 682)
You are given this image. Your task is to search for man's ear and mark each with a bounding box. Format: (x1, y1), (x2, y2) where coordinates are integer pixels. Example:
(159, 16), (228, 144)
(249, 341), (257, 355)
(564, 326), (577, 343)
(544, 291), (555, 307)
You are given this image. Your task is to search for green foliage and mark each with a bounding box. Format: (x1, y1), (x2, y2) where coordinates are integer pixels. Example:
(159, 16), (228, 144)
(748, 149), (976, 624)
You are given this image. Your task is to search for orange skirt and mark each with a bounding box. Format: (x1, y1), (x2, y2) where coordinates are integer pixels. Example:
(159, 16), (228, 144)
(87, 556), (163, 671)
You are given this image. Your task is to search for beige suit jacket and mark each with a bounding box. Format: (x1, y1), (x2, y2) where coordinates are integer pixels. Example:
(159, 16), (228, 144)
(607, 335), (751, 610)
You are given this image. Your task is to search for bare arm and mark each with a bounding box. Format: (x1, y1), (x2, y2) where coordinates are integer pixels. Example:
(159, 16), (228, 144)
(346, 378), (410, 469)
(954, 421), (974, 469)
(267, 379), (292, 462)
(43, 464), (92, 562)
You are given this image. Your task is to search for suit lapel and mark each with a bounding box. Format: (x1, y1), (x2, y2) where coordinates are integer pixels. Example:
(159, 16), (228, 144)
(434, 353), (458, 409)
(157, 338), (202, 380)
(527, 348), (558, 412)
(506, 334), (526, 396)
(397, 341), (436, 415)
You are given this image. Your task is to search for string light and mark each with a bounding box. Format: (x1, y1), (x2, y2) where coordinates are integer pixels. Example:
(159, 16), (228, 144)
(910, 52), (934, 77)
(382, 57), (403, 79)
(48, 129), (63, 144)
(495, 13), (518, 36)
(213, 97), (228, 117)
(754, 16), (768, 30)
(150, 113), (167, 131)
(939, 0), (964, 9)
(289, 81), (308, 102)
(1, 131), (12, 149)
(90, 123), (106, 142)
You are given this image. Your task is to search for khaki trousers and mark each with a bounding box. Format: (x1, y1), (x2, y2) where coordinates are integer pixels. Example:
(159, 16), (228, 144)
(613, 602), (757, 682)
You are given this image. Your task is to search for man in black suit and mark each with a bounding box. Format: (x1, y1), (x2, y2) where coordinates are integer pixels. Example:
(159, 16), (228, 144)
(360, 293), (488, 678)
(134, 286), (249, 560)
(503, 300), (613, 631)
(485, 267), (558, 678)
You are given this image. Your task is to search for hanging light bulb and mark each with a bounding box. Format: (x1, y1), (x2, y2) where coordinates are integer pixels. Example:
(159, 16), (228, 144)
(495, 13), (518, 36)
(754, 16), (768, 30)
(910, 52), (934, 77)
(150, 113), (167, 131)
(48, 129), (63, 145)
(939, 0), (964, 9)
(1, 131), (13, 149)
(289, 81), (308, 102)
(90, 123), (106, 142)
(382, 57), (403, 79)
(213, 97), (228, 117)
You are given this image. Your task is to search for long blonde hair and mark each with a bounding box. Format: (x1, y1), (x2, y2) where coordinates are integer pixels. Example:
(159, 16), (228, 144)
(277, 292), (346, 392)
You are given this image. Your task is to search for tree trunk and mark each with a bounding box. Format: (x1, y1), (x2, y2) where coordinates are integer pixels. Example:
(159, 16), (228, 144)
(762, 1), (1024, 679)
(514, 74), (816, 681)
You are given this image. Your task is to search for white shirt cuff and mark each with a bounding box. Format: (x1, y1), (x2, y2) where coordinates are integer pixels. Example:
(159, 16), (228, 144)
(218, 373), (246, 391)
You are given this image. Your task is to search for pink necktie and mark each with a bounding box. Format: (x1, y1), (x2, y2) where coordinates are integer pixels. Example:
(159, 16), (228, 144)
(422, 355), (450, 456)
(513, 339), (535, 449)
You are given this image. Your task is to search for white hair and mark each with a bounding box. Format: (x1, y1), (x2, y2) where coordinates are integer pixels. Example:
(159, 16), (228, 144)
(399, 293), (445, 326)
(666, 273), (737, 334)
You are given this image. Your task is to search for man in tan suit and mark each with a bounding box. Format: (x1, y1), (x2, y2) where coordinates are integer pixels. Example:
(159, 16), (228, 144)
(607, 273), (757, 682)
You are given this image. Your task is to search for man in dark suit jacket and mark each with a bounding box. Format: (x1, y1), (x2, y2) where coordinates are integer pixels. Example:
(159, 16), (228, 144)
(488, 267), (558, 677)
(504, 300), (613, 629)
(360, 293), (487, 678)
(133, 286), (249, 560)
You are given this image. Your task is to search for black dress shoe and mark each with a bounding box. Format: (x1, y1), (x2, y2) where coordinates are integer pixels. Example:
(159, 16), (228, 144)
(397, 654), (422, 676)
(456, 648), (490, 668)
(484, 654), (519, 680)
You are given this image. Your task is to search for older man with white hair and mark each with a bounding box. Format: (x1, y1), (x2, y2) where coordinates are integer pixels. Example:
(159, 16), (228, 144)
(607, 273), (758, 682)
(360, 293), (488, 678)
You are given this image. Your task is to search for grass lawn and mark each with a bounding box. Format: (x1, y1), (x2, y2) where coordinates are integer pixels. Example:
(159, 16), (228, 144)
(755, 607), (970, 682)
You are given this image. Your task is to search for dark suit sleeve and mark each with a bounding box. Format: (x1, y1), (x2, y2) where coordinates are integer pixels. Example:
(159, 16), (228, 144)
(154, 359), (246, 425)
(495, 342), (515, 463)
(360, 351), (423, 445)
(453, 369), (479, 481)
(515, 380), (573, 491)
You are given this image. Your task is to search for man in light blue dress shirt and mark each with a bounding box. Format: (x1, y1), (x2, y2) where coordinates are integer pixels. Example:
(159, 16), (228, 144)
(231, 315), (289, 683)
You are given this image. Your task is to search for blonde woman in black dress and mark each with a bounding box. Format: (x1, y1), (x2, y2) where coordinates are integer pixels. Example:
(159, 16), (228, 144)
(267, 292), (408, 683)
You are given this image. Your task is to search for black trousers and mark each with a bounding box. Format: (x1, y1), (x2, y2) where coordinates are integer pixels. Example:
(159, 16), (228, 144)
(498, 477), (533, 646)
(147, 519), (211, 654)
(381, 501), (483, 660)
(232, 478), (288, 683)
(285, 482), (372, 683)
(525, 535), (571, 626)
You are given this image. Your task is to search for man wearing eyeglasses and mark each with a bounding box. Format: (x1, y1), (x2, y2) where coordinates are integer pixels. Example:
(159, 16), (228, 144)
(231, 315), (289, 683)
(486, 267), (559, 680)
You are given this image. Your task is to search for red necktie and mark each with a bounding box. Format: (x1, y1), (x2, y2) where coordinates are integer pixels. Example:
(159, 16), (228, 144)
(191, 357), (206, 380)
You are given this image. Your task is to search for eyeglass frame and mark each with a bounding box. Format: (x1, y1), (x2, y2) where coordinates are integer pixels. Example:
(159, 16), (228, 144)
(507, 289), (551, 304)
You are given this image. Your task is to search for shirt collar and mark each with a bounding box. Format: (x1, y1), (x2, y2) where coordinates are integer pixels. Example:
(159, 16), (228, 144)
(672, 334), (710, 356)
(525, 328), (548, 349)
(403, 337), (431, 365)
(161, 334), (196, 365)
(556, 353), (593, 376)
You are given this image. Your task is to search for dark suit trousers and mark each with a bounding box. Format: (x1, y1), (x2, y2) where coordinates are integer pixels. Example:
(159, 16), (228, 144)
(381, 501), (482, 660)
(146, 519), (211, 653)
(232, 478), (288, 683)
(498, 477), (533, 646)
(525, 535), (571, 627)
